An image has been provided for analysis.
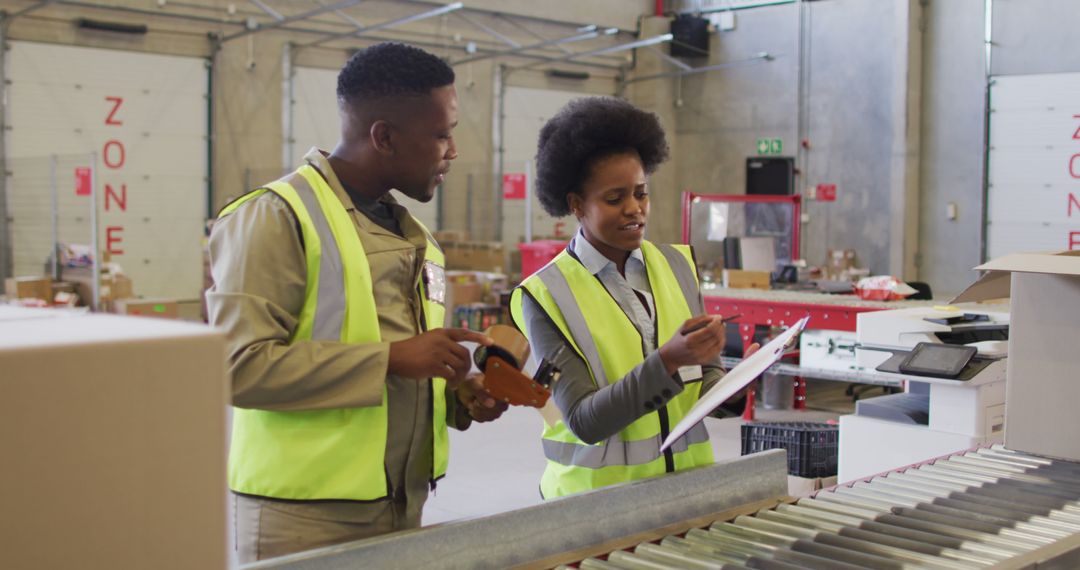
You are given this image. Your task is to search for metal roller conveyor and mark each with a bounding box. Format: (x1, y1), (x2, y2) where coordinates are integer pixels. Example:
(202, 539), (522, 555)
(916, 463), (1080, 513)
(885, 468), (1080, 516)
(852, 480), (1078, 537)
(564, 448), (1080, 570)
(791, 497), (1030, 557)
(253, 447), (1080, 569)
(871, 476), (1080, 533)
(898, 468), (1080, 515)
(775, 503), (1016, 561)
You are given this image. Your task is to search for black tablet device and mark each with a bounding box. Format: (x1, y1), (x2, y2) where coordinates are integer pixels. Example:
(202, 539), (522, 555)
(898, 342), (977, 379)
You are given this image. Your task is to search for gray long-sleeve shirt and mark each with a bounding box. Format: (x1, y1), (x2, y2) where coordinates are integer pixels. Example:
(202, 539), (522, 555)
(520, 233), (724, 445)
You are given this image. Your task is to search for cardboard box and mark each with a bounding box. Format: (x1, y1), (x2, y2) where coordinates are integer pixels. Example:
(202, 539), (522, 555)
(112, 273), (134, 300)
(62, 265), (114, 307)
(434, 229), (469, 243)
(951, 250), (1080, 462)
(722, 269), (771, 290)
(4, 276), (52, 301)
(444, 271), (510, 327)
(450, 281), (484, 306)
(444, 241), (506, 273)
(0, 308), (227, 569)
(113, 298), (179, 319)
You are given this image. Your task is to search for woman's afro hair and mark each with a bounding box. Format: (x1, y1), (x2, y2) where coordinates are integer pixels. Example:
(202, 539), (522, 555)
(534, 97), (669, 217)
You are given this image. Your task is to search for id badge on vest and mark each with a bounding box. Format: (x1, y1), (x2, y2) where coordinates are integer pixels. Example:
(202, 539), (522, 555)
(423, 260), (446, 305)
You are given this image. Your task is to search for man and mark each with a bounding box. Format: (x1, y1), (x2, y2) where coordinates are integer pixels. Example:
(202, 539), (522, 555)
(207, 42), (508, 563)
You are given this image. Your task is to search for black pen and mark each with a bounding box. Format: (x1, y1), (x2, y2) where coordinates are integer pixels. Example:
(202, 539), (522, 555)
(681, 313), (742, 335)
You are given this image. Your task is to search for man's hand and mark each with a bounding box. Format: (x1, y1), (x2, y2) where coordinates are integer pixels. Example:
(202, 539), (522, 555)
(456, 373), (508, 422)
(388, 328), (492, 386)
(657, 315), (726, 375)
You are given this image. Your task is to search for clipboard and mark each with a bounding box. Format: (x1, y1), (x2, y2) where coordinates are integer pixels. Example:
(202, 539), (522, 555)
(660, 316), (810, 452)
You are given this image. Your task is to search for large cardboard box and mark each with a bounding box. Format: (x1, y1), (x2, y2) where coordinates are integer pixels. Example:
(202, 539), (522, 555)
(4, 276), (52, 301)
(0, 308), (227, 569)
(952, 250), (1080, 461)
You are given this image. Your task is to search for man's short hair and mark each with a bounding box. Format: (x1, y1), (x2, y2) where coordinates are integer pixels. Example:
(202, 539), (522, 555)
(535, 97), (669, 218)
(337, 42), (455, 106)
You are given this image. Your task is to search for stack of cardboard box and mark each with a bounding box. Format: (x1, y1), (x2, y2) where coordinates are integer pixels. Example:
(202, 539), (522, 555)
(3, 251), (178, 318)
(4, 276), (53, 304)
(444, 270), (511, 330)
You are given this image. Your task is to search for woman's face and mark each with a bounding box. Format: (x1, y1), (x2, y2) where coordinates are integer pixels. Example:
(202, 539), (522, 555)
(568, 150), (650, 261)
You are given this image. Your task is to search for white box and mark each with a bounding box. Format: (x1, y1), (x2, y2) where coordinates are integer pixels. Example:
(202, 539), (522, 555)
(928, 371), (1006, 437)
(952, 250), (1080, 462)
(0, 308), (227, 569)
(839, 414), (983, 482)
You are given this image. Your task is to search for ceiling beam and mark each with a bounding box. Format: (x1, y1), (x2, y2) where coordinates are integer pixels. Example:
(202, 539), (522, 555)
(9, 0), (60, 20)
(397, 0), (634, 36)
(248, 0), (284, 21)
(513, 33), (673, 71)
(301, 1), (463, 49)
(453, 25), (612, 66)
(453, 11), (519, 48)
(621, 52), (774, 85)
(221, 0), (364, 43)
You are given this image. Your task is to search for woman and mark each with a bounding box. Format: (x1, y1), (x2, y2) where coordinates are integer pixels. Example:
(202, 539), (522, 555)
(510, 97), (750, 499)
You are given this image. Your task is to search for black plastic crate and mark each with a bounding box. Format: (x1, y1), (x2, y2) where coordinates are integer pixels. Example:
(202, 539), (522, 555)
(740, 421), (838, 478)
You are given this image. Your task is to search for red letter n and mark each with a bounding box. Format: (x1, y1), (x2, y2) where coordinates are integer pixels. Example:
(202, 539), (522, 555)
(105, 183), (127, 212)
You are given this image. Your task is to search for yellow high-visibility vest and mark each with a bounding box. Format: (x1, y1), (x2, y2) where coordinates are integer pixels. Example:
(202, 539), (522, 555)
(510, 240), (714, 499)
(221, 163), (449, 501)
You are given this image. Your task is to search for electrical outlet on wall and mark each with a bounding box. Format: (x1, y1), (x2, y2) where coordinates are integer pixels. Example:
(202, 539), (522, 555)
(707, 12), (736, 31)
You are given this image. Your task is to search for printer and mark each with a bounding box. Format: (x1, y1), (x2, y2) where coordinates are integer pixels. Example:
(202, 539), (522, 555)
(839, 302), (1009, 481)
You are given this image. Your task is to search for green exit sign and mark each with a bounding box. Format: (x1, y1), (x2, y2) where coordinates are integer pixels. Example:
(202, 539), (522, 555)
(756, 138), (783, 155)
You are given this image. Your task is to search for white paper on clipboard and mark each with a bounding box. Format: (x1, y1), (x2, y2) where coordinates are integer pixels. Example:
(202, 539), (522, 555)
(660, 316), (810, 452)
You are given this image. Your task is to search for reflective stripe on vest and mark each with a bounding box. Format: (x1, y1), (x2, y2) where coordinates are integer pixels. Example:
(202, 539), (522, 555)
(221, 163), (449, 501)
(510, 240), (714, 498)
(541, 426), (709, 468)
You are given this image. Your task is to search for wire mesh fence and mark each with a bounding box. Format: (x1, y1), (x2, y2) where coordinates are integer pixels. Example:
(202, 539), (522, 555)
(6, 153), (97, 281)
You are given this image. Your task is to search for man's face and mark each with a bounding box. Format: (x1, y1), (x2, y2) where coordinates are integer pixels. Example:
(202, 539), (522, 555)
(388, 85), (459, 203)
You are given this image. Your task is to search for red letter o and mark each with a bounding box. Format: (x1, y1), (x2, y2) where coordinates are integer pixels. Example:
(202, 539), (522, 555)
(103, 140), (125, 169)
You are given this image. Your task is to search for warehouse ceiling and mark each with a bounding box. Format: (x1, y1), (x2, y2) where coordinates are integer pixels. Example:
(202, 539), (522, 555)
(1, 0), (661, 71)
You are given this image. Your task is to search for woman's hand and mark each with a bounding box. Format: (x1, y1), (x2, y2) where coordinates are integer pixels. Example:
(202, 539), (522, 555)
(657, 315), (726, 376)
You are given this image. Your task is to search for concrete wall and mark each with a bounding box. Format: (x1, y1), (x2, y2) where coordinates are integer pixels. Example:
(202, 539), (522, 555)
(991, 0), (1080, 76)
(919, 0), (1080, 295)
(918, 0), (987, 296)
(625, 16), (689, 246)
(631, 1), (913, 275)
